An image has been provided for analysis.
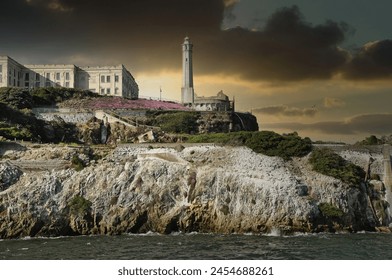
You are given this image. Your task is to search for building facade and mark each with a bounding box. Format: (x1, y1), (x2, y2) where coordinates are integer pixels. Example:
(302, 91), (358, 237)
(0, 55), (138, 99)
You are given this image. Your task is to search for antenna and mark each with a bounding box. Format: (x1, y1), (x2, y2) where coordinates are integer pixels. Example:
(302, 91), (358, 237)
(160, 86), (162, 101)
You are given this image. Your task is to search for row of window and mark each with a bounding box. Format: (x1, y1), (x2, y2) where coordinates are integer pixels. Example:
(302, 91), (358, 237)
(100, 88), (120, 95)
(0, 65), (72, 82)
(5, 72), (72, 82)
(100, 75), (120, 83)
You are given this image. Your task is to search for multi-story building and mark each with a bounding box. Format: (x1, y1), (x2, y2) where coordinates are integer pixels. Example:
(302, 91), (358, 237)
(0, 55), (139, 99)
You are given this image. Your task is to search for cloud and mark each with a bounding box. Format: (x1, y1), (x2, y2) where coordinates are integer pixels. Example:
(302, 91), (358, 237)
(343, 40), (392, 79)
(264, 113), (392, 135)
(25, 0), (73, 12)
(323, 97), (346, 108)
(200, 6), (350, 81)
(3, 1), (392, 82)
(253, 105), (317, 117)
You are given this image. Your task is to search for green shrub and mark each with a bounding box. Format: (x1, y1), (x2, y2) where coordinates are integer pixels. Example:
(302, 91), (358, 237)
(355, 135), (381, 146)
(245, 131), (312, 159)
(154, 112), (199, 134)
(319, 202), (344, 218)
(68, 195), (92, 216)
(71, 155), (85, 171)
(187, 131), (312, 159)
(0, 87), (33, 109)
(309, 148), (365, 186)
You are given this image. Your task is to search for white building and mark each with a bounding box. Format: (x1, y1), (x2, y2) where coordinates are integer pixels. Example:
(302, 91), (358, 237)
(180, 37), (232, 111)
(0, 55), (138, 99)
(181, 37), (195, 104)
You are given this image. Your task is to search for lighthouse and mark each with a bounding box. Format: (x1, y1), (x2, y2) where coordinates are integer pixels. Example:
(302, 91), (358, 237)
(181, 37), (195, 104)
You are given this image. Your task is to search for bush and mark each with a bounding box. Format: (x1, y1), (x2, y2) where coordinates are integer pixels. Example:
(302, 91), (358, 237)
(0, 87), (33, 109)
(71, 155), (85, 171)
(319, 202), (344, 218)
(31, 87), (98, 106)
(68, 195), (92, 216)
(187, 131), (312, 159)
(245, 131), (312, 159)
(355, 135), (381, 146)
(309, 148), (365, 186)
(154, 112), (199, 134)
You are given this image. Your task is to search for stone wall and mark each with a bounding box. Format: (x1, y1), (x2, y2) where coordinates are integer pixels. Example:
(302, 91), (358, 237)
(33, 108), (94, 123)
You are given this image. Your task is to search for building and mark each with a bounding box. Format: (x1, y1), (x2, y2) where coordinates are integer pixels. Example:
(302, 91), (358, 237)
(180, 37), (233, 111)
(0, 55), (139, 99)
(181, 37), (195, 104)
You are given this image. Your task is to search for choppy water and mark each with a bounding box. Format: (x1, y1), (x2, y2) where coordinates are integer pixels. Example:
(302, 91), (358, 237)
(1, 232), (392, 260)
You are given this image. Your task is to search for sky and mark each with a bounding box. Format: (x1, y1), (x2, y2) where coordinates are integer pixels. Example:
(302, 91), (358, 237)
(0, 0), (392, 143)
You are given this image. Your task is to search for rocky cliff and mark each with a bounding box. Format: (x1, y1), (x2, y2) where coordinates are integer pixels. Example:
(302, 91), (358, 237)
(0, 143), (389, 238)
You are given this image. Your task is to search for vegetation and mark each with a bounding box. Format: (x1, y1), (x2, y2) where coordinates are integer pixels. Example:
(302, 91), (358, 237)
(0, 87), (97, 109)
(0, 87), (33, 109)
(318, 202), (344, 219)
(188, 131), (312, 159)
(31, 87), (98, 107)
(71, 155), (85, 171)
(0, 87), (81, 143)
(68, 195), (92, 216)
(355, 134), (392, 146)
(309, 148), (365, 186)
(355, 135), (381, 145)
(151, 111), (199, 134)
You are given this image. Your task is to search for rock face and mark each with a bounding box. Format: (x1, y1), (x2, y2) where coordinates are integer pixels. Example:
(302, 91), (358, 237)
(0, 144), (387, 238)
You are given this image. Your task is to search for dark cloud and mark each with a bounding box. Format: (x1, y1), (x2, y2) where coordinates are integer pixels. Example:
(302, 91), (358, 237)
(343, 40), (392, 79)
(0, 1), (390, 82)
(253, 105), (317, 117)
(197, 6), (350, 81)
(264, 114), (392, 135)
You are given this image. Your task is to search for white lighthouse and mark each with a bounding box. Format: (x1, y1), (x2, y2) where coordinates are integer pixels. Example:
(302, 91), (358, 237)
(181, 37), (195, 104)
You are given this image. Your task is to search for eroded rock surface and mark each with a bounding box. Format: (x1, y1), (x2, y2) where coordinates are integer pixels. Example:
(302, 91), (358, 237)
(0, 144), (388, 238)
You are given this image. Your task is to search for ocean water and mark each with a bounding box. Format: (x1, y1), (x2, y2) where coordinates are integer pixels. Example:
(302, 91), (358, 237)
(1, 232), (392, 260)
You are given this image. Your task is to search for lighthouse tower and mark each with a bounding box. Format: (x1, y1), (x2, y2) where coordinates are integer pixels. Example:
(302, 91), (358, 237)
(181, 37), (195, 104)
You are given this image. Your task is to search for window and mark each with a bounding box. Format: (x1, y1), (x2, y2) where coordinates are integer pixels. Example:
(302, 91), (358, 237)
(65, 82), (70, 88)
(106, 88), (111, 94)
(115, 75), (119, 82)
(46, 81), (51, 87)
(46, 73), (50, 79)
(36, 73), (40, 81)
(25, 73), (30, 81)
(65, 72), (70, 80)
(13, 69), (16, 77)
(100, 88), (105, 94)
(101, 75), (105, 83)
(106, 75), (111, 83)
(0, 65), (2, 73)
(35, 81), (40, 88)
(115, 88), (118, 95)
(56, 73), (60, 80)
